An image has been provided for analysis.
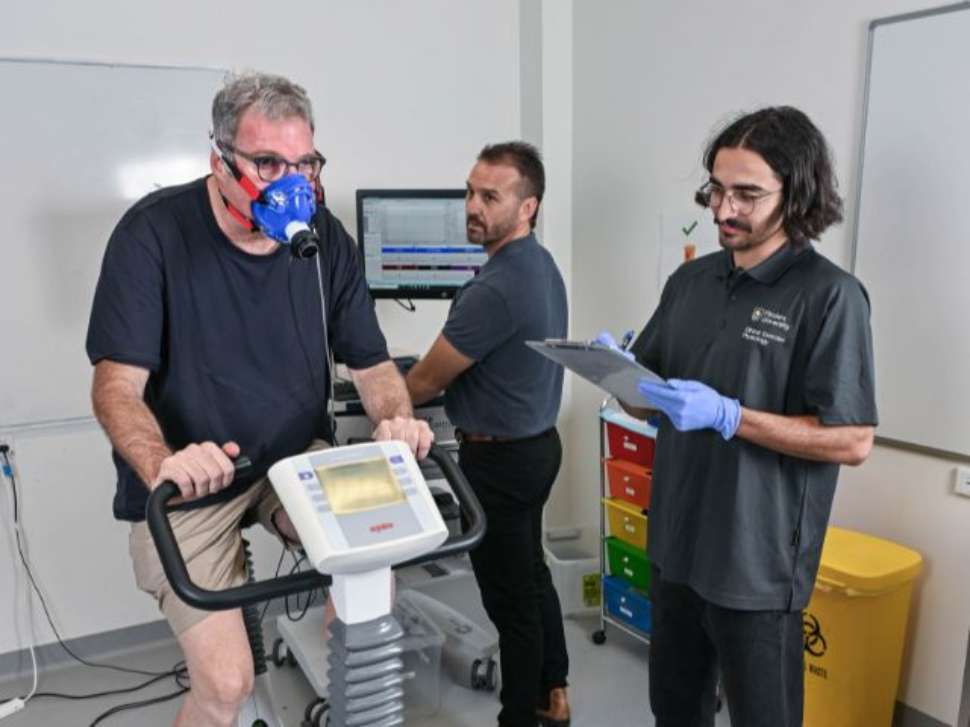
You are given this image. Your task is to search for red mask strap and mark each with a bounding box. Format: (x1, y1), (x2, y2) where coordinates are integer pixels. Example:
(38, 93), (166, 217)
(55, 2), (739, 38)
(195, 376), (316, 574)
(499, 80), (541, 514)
(222, 196), (255, 230)
(219, 159), (262, 231)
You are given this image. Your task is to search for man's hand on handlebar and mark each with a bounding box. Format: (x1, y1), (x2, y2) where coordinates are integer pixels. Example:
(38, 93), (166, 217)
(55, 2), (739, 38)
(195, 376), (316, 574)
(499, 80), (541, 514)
(151, 441), (241, 501)
(371, 416), (434, 459)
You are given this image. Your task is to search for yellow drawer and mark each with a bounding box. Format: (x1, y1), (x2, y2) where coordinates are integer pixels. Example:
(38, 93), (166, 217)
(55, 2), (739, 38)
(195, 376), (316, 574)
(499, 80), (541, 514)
(602, 497), (648, 550)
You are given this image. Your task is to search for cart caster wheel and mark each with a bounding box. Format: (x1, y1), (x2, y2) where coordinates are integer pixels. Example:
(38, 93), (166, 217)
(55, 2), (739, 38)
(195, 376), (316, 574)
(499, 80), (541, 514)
(471, 658), (487, 690)
(474, 659), (498, 692)
(592, 629), (606, 645)
(471, 658), (498, 691)
(271, 638), (287, 667)
(272, 638), (298, 668)
(302, 697), (328, 727)
(484, 658), (497, 691)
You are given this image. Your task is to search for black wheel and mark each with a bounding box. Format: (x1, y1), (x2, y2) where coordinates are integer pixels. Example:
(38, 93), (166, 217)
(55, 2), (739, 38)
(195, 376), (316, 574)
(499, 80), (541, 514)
(484, 658), (498, 691)
(271, 638), (288, 668)
(592, 629), (607, 645)
(471, 658), (486, 689)
(302, 697), (328, 726)
(311, 698), (329, 727)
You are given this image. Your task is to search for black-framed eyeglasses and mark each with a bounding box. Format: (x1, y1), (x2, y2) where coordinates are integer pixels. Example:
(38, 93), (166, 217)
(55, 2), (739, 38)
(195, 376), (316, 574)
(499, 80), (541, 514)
(222, 143), (327, 183)
(694, 181), (781, 216)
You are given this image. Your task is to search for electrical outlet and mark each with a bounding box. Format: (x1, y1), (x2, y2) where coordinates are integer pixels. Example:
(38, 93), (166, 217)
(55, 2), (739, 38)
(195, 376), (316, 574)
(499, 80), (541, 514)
(954, 467), (970, 498)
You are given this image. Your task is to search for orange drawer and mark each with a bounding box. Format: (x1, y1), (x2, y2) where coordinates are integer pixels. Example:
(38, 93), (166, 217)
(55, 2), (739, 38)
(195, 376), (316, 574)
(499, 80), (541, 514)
(606, 421), (655, 466)
(605, 458), (652, 510)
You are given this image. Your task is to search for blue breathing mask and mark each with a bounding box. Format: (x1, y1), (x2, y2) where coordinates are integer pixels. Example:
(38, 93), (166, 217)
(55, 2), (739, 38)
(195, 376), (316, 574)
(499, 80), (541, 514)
(250, 174), (320, 258)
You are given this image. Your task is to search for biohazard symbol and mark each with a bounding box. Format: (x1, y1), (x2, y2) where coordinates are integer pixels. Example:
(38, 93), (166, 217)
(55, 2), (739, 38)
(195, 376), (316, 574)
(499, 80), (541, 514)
(803, 612), (827, 658)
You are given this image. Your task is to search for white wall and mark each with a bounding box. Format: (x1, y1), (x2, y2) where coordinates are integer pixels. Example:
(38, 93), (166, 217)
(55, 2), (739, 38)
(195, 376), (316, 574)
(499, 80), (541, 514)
(0, 0), (522, 658)
(567, 1), (968, 723)
(536, 0), (576, 528)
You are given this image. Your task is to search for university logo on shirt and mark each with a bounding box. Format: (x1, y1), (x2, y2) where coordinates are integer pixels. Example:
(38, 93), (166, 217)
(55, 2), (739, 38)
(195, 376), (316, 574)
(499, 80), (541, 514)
(743, 306), (791, 347)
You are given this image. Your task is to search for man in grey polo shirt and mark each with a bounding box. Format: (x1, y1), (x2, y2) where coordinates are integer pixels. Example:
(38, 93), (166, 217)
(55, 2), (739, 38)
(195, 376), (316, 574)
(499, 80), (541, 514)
(407, 141), (570, 727)
(608, 107), (877, 727)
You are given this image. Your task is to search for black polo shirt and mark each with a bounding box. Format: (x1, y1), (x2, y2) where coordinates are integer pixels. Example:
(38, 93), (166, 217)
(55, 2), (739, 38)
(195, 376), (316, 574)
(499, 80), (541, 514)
(442, 233), (568, 438)
(631, 241), (877, 611)
(87, 177), (389, 521)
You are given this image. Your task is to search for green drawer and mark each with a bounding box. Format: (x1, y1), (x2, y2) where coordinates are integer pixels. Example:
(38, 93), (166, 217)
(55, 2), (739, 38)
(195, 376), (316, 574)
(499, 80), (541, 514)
(605, 536), (651, 591)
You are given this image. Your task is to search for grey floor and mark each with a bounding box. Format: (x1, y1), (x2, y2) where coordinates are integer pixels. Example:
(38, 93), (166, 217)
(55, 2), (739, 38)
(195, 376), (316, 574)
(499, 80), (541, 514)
(0, 612), (732, 726)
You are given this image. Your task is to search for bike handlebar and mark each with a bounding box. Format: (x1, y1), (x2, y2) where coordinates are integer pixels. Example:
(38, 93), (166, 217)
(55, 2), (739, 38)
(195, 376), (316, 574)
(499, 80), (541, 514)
(145, 443), (485, 611)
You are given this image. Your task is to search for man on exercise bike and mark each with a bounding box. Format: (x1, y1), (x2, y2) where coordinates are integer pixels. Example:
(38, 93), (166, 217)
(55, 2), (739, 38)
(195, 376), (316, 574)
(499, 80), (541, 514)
(86, 71), (432, 727)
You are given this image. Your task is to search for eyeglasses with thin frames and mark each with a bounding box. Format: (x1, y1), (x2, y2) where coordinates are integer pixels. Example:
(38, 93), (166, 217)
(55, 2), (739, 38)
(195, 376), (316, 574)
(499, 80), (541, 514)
(695, 182), (781, 216)
(219, 142), (326, 183)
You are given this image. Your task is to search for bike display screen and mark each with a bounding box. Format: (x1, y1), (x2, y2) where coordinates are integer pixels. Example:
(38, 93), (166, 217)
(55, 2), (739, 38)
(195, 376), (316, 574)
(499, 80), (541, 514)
(315, 458), (405, 515)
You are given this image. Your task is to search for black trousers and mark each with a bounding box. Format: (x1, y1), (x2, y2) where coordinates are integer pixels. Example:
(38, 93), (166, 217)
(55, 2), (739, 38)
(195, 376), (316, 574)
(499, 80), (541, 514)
(459, 428), (570, 727)
(649, 566), (804, 727)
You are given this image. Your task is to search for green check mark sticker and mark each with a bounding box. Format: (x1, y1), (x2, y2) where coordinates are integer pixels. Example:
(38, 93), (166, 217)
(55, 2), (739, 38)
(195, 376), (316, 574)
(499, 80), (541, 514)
(681, 220), (698, 237)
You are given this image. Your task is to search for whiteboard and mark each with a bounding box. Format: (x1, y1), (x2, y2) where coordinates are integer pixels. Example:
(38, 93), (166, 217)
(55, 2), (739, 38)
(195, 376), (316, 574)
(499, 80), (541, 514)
(852, 5), (970, 459)
(0, 59), (224, 427)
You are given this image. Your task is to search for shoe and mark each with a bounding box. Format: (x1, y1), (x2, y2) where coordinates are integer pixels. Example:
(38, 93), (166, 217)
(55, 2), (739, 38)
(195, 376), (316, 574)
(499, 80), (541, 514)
(536, 686), (570, 727)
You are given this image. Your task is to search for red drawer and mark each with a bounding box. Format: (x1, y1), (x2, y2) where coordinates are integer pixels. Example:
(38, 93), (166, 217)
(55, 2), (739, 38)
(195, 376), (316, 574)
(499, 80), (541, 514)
(605, 458), (652, 510)
(606, 421), (655, 466)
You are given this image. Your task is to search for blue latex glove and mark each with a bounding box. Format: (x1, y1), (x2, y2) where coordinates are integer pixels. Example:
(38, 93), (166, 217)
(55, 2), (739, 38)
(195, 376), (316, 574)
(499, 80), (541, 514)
(251, 173), (317, 244)
(593, 330), (635, 361)
(638, 379), (741, 440)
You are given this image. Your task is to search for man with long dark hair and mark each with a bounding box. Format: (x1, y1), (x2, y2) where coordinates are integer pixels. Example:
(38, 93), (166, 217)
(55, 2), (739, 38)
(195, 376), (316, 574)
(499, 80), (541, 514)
(608, 106), (877, 725)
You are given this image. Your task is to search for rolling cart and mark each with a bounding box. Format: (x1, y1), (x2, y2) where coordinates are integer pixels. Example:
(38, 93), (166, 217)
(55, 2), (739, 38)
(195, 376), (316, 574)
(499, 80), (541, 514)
(591, 398), (655, 648)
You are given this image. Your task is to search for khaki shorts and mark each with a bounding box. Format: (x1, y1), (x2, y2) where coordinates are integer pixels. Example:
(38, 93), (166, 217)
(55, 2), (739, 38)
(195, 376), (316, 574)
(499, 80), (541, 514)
(129, 441), (328, 636)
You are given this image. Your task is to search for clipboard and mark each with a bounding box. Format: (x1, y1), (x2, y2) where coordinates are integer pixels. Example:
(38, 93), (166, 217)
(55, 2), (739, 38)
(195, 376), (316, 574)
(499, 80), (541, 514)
(526, 339), (664, 407)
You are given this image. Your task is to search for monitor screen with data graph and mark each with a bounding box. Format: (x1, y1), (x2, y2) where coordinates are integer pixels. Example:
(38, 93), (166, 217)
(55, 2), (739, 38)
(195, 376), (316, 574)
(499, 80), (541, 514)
(356, 189), (486, 299)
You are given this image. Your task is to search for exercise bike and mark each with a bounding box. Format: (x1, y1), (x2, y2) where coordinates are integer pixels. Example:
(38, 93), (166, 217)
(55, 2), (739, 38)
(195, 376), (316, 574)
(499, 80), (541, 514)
(147, 442), (486, 727)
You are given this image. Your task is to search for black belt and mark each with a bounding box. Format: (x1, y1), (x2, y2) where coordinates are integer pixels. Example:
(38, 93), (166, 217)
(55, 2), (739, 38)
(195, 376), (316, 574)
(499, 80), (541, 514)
(455, 427), (554, 444)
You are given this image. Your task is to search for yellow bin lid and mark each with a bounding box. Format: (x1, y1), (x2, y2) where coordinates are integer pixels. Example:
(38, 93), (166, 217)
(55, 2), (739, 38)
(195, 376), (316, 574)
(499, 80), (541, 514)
(816, 526), (922, 594)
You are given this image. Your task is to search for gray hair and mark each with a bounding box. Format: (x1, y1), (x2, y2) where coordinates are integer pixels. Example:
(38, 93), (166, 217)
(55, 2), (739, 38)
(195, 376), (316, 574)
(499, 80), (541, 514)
(211, 71), (315, 149)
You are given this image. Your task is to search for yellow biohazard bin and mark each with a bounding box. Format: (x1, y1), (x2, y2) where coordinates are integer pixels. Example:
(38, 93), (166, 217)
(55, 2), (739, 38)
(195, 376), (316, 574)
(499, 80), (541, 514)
(803, 526), (922, 727)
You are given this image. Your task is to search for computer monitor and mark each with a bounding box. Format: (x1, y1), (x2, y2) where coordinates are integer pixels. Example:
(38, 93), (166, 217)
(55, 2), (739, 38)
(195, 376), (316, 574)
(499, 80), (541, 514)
(356, 189), (487, 299)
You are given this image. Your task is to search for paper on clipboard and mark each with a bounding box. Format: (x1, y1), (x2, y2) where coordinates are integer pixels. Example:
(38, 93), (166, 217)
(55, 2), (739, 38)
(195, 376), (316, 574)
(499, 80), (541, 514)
(526, 339), (664, 407)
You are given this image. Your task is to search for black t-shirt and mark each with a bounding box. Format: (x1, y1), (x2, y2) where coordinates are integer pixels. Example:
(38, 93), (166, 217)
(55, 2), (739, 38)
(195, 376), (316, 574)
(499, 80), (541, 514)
(86, 177), (389, 521)
(442, 233), (568, 438)
(631, 242), (877, 611)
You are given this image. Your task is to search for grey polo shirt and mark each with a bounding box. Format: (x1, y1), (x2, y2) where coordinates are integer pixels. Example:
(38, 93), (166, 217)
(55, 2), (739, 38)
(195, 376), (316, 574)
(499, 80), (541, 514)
(442, 233), (568, 438)
(631, 241), (877, 611)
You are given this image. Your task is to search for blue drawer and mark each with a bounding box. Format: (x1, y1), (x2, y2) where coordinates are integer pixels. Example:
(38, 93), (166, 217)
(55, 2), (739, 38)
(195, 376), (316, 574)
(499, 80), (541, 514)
(603, 575), (651, 634)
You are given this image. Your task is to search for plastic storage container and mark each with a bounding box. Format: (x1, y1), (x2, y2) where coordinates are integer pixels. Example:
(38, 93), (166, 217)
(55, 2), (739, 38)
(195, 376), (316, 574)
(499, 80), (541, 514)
(603, 497), (648, 550)
(803, 526), (923, 727)
(543, 527), (602, 616)
(605, 536), (651, 590)
(603, 575), (651, 634)
(393, 590), (447, 717)
(605, 420), (655, 467)
(605, 458), (652, 509)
